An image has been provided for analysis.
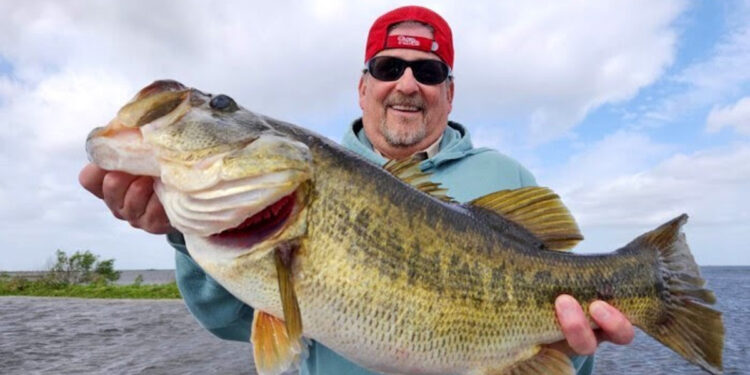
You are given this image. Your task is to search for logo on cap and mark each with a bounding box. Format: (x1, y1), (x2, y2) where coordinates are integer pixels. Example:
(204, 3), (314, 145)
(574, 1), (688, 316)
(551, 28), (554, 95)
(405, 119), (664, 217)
(397, 35), (421, 47)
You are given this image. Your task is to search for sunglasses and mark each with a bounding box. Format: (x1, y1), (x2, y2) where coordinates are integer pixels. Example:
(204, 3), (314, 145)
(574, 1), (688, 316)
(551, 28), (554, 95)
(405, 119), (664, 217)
(365, 56), (452, 85)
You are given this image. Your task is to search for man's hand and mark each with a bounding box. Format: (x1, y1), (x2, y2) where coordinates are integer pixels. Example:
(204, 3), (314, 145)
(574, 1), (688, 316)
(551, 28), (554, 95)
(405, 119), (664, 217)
(550, 294), (635, 355)
(79, 163), (173, 234)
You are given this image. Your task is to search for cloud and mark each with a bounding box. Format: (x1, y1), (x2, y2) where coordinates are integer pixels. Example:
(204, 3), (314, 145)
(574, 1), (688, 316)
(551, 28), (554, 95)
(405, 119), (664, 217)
(706, 96), (750, 135)
(547, 131), (674, 190)
(559, 141), (750, 226)
(538, 127), (750, 264)
(635, 4), (750, 128)
(448, 0), (685, 143)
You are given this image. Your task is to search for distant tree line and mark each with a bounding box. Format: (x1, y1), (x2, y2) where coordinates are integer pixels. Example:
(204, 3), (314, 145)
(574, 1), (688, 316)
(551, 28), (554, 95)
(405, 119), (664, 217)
(1, 250), (181, 298)
(47, 249), (121, 285)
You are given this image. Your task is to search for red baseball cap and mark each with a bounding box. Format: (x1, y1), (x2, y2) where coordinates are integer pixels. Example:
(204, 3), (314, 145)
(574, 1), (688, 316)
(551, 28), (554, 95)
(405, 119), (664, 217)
(365, 6), (454, 69)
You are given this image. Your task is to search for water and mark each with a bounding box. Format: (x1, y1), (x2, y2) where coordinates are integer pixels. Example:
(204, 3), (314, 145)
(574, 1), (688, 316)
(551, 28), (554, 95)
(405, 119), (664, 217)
(0, 297), (254, 374)
(1, 267), (747, 374)
(595, 266), (748, 374)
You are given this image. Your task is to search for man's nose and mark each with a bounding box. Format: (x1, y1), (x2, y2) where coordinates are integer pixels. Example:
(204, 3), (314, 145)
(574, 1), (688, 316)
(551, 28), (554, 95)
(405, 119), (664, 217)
(395, 67), (420, 94)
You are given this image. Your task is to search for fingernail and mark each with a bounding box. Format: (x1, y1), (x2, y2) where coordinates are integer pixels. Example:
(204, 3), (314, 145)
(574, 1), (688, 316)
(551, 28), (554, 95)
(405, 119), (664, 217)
(557, 295), (576, 318)
(591, 303), (610, 321)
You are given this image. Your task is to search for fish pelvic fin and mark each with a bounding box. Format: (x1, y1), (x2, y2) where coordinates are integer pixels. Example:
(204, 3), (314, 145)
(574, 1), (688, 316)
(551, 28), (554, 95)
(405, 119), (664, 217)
(274, 244), (303, 341)
(251, 310), (308, 375)
(383, 157), (457, 203)
(475, 346), (573, 375)
(628, 214), (724, 375)
(469, 187), (583, 251)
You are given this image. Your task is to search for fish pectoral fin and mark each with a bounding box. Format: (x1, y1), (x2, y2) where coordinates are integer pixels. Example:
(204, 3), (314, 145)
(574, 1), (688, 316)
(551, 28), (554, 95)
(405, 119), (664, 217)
(469, 187), (583, 251)
(479, 347), (574, 375)
(274, 244), (303, 340)
(383, 157), (456, 203)
(251, 310), (306, 375)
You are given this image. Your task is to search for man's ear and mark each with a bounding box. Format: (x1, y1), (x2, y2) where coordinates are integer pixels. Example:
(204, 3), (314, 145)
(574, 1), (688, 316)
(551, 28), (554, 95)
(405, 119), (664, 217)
(446, 79), (455, 113)
(358, 75), (367, 110)
(447, 79), (455, 104)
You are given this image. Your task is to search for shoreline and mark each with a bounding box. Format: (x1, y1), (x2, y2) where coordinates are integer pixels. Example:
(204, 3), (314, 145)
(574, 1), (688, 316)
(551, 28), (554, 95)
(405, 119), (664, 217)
(1, 269), (177, 285)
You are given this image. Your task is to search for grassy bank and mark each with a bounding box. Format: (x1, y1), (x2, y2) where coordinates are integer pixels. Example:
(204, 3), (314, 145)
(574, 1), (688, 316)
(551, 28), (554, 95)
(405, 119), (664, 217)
(0, 276), (182, 299)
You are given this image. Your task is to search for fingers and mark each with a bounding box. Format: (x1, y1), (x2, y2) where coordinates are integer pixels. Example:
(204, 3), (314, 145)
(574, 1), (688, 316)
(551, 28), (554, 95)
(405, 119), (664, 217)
(553, 296), (636, 357)
(81, 165), (173, 234)
(114, 175), (172, 234)
(121, 176), (155, 220)
(138, 193), (173, 234)
(79, 163), (108, 199)
(590, 301), (634, 345)
(555, 294), (598, 355)
(102, 172), (140, 220)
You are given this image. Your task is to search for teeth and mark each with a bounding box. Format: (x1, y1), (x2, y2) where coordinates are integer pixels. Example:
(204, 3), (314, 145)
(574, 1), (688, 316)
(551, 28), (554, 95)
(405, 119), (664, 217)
(391, 105), (420, 111)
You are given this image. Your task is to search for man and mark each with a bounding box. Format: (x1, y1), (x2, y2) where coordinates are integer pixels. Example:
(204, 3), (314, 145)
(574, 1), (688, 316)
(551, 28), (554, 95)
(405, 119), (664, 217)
(80, 6), (633, 375)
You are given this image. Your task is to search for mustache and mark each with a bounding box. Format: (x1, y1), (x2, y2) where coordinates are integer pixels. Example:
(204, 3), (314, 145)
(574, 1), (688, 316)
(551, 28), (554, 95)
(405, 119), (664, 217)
(384, 93), (425, 109)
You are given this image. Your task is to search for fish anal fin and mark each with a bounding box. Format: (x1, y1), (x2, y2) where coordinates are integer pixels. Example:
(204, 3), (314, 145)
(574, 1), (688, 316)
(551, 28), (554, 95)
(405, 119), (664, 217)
(478, 347), (574, 375)
(469, 187), (582, 251)
(251, 310), (305, 375)
(383, 157), (456, 203)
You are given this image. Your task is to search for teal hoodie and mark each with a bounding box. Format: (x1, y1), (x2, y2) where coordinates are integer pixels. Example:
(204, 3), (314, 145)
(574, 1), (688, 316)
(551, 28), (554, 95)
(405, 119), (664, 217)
(170, 119), (593, 375)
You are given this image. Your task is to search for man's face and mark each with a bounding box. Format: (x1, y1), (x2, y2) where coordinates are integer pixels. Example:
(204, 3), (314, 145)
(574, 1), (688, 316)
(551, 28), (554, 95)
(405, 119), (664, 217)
(358, 24), (454, 159)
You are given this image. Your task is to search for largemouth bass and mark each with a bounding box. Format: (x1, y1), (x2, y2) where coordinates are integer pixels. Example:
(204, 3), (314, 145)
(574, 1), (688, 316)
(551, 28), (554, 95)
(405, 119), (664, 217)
(86, 80), (724, 375)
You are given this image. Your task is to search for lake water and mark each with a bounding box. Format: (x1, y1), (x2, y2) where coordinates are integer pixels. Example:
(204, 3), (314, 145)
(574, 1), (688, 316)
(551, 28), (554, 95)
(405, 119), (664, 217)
(0, 266), (746, 374)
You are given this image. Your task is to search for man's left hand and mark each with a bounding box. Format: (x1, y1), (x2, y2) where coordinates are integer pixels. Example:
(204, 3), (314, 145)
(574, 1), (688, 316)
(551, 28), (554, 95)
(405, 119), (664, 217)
(550, 294), (635, 355)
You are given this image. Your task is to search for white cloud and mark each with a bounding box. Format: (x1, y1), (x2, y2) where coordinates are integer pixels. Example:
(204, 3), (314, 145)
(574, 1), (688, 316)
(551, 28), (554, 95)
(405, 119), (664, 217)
(449, 0), (685, 142)
(553, 141), (750, 264)
(547, 131), (674, 190)
(706, 96), (750, 135)
(636, 5), (750, 128)
(561, 143), (750, 226)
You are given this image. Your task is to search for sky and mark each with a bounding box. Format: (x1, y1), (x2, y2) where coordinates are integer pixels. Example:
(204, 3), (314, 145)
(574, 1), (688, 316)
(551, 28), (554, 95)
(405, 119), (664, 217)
(1, 0), (748, 270)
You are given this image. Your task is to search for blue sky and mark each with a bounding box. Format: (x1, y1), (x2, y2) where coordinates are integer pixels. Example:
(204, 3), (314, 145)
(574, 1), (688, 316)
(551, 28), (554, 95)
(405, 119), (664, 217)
(1, 0), (748, 270)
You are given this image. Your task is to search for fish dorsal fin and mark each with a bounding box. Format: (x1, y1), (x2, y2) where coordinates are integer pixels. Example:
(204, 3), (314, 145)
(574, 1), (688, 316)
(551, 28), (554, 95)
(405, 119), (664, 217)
(383, 158), (456, 203)
(469, 186), (583, 251)
(251, 310), (306, 375)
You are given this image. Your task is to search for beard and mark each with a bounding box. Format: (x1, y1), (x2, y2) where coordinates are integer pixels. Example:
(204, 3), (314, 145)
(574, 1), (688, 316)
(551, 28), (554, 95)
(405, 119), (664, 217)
(380, 93), (427, 147)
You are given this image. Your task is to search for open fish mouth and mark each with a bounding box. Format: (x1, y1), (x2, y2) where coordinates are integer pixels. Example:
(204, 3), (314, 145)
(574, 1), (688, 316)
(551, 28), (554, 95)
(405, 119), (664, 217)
(208, 192), (297, 249)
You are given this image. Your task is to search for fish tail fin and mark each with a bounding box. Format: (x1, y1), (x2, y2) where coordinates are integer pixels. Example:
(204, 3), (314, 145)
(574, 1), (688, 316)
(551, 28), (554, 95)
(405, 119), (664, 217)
(626, 214), (724, 374)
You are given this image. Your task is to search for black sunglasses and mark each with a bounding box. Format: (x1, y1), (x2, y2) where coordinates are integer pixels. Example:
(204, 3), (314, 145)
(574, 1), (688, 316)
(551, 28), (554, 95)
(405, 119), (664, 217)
(365, 56), (452, 85)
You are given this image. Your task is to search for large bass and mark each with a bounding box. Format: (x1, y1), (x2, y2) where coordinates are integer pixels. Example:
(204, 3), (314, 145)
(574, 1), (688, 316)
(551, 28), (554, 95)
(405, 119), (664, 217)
(86, 80), (723, 375)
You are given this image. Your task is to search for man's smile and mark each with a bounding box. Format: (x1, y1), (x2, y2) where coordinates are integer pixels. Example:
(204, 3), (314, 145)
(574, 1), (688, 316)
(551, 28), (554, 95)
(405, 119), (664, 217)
(388, 104), (422, 113)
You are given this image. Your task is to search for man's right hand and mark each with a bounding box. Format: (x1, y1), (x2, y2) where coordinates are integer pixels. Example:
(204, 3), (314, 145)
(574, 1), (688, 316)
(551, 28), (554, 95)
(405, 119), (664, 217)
(79, 163), (173, 234)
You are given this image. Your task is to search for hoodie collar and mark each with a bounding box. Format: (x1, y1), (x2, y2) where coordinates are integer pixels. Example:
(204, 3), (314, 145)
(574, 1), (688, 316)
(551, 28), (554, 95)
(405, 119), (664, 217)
(341, 118), (490, 170)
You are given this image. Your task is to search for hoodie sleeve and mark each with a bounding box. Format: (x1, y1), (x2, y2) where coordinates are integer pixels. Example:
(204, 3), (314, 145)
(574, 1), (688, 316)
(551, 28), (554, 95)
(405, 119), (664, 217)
(517, 164), (538, 187)
(169, 232), (254, 343)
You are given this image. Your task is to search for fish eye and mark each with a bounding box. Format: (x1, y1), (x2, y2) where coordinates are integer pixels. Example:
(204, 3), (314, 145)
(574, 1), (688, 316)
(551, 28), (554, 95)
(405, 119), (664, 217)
(209, 94), (238, 111)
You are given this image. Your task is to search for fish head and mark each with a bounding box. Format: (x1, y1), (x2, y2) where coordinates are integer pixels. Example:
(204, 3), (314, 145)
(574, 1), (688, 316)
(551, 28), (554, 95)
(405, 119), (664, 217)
(87, 80), (313, 268)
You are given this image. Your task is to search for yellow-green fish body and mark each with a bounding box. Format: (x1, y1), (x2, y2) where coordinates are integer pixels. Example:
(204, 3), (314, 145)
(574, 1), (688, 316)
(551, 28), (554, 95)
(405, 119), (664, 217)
(86, 80), (723, 375)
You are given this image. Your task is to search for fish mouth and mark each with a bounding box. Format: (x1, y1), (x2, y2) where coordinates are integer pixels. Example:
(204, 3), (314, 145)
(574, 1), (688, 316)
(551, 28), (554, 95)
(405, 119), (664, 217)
(207, 191), (298, 249)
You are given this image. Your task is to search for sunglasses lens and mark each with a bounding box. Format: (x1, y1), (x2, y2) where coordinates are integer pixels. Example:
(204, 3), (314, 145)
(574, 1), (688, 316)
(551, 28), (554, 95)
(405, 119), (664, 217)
(368, 57), (450, 85)
(368, 57), (406, 81)
(413, 60), (450, 85)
